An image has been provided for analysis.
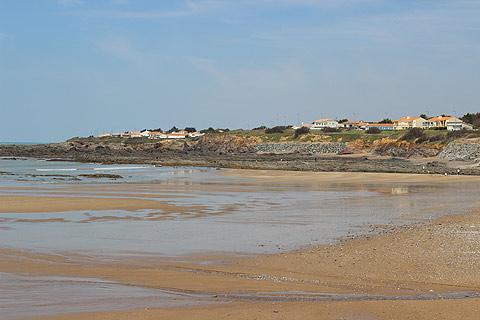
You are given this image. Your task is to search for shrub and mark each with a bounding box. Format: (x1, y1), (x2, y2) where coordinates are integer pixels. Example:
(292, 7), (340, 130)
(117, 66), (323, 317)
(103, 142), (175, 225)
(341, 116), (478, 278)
(294, 126), (310, 138)
(400, 128), (425, 141)
(252, 125), (266, 131)
(265, 126), (288, 134)
(366, 127), (381, 134)
(322, 127), (340, 133)
(446, 129), (469, 140)
(415, 135), (429, 144)
(432, 126), (447, 130)
(184, 127), (196, 133)
(428, 135), (445, 142)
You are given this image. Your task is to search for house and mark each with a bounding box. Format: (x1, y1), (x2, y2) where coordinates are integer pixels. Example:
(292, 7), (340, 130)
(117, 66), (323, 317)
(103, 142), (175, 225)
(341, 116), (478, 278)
(188, 132), (205, 138)
(445, 118), (473, 131)
(148, 131), (165, 139)
(165, 131), (188, 139)
(340, 121), (368, 130)
(140, 130), (151, 137)
(427, 116), (453, 128)
(394, 116), (428, 130)
(426, 116), (473, 131)
(97, 133), (112, 138)
(129, 131), (142, 138)
(120, 131), (131, 138)
(293, 123), (313, 130)
(311, 119), (339, 129)
(365, 123), (395, 131)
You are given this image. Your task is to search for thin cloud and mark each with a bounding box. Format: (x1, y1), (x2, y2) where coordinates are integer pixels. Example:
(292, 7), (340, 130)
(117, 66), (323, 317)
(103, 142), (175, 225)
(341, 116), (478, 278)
(80, 0), (225, 19)
(57, 0), (84, 6)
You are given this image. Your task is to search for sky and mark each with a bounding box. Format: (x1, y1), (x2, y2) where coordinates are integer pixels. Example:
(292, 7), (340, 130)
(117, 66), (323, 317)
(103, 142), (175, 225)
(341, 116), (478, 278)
(0, 0), (479, 142)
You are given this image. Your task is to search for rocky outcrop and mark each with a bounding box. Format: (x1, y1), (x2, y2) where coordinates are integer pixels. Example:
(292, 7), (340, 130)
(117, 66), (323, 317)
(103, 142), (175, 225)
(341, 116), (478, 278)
(254, 142), (347, 154)
(372, 138), (441, 158)
(187, 134), (260, 154)
(438, 140), (480, 161)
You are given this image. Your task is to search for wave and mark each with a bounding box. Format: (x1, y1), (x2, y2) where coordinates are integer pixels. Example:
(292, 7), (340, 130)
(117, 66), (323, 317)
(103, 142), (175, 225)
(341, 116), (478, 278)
(36, 168), (78, 172)
(93, 166), (152, 171)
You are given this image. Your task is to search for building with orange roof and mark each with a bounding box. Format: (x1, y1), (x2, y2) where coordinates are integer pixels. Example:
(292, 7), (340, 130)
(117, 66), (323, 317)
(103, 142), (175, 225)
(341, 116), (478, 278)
(427, 115), (454, 128)
(426, 115), (473, 131)
(394, 116), (428, 130)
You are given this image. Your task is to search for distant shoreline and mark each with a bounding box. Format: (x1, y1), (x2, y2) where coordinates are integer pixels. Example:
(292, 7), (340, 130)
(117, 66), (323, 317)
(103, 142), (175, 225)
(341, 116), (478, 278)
(0, 142), (49, 146)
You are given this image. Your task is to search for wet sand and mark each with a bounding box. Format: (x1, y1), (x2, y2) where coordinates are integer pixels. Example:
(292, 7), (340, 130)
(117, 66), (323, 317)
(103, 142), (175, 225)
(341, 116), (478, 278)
(0, 195), (207, 214)
(2, 170), (480, 319)
(40, 299), (480, 320)
(222, 169), (480, 183)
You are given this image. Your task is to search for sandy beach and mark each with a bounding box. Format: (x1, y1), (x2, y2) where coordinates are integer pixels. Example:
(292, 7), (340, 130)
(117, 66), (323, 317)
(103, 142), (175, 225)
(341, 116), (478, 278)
(1, 169), (480, 319)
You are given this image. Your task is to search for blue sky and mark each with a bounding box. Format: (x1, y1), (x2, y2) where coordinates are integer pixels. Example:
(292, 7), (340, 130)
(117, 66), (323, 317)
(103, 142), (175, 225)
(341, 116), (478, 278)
(1, 0), (479, 142)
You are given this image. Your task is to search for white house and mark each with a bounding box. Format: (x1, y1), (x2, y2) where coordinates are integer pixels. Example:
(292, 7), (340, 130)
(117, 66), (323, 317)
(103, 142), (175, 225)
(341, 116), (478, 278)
(129, 131), (142, 138)
(394, 116), (428, 130)
(165, 131), (188, 139)
(188, 132), (205, 138)
(311, 119), (339, 129)
(97, 133), (112, 138)
(445, 118), (473, 131)
(427, 116), (472, 131)
(140, 130), (151, 137)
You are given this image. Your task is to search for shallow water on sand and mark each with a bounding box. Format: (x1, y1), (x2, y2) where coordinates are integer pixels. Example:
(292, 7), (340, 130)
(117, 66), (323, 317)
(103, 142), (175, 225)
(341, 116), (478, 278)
(2, 158), (480, 318)
(1, 158), (480, 255)
(0, 273), (213, 319)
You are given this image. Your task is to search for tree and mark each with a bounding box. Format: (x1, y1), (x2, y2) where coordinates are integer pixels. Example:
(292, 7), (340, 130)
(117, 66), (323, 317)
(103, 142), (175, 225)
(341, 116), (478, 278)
(184, 127), (197, 133)
(200, 127), (216, 134)
(461, 113), (480, 128)
(419, 114), (429, 120)
(379, 118), (393, 124)
(167, 126), (179, 133)
(338, 119), (348, 123)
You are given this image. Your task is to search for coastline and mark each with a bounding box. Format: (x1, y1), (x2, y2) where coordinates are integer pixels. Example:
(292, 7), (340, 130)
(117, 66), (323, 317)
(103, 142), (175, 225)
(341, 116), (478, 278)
(2, 143), (480, 175)
(1, 169), (480, 319)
